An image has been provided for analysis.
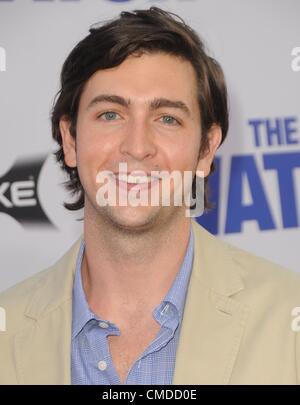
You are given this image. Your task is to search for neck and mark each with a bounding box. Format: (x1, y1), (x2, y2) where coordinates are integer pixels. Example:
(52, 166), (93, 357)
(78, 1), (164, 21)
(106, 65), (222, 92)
(81, 203), (192, 324)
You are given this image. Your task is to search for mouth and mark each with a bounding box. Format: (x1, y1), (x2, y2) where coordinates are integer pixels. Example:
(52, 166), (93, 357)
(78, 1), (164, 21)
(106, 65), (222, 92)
(113, 173), (161, 191)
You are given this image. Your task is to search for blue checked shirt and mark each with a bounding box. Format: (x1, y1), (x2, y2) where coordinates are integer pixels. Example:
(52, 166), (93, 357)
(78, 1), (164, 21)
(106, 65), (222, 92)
(71, 227), (194, 385)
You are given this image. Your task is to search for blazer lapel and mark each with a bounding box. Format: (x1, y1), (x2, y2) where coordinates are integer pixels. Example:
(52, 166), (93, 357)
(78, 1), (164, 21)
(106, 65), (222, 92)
(173, 220), (250, 384)
(14, 238), (82, 385)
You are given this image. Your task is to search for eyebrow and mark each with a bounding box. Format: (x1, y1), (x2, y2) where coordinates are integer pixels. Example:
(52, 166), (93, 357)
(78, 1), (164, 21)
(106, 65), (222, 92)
(86, 94), (191, 117)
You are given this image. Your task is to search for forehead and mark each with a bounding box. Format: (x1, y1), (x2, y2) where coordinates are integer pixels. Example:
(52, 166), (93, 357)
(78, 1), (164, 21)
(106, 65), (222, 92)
(79, 52), (199, 113)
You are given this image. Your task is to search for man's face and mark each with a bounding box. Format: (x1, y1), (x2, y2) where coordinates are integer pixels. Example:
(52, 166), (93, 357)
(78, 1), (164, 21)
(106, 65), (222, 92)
(60, 52), (220, 231)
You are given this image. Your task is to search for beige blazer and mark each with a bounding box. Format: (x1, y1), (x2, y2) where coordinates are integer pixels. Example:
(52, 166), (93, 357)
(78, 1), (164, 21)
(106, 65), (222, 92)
(1, 220), (300, 385)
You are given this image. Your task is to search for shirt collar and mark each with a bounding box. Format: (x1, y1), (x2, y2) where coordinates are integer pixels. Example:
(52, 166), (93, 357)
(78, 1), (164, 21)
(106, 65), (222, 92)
(72, 241), (95, 339)
(72, 225), (194, 339)
(154, 225), (194, 323)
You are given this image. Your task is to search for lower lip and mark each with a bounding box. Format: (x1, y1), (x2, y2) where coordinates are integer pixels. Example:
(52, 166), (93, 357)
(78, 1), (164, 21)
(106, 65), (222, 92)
(116, 178), (159, 191)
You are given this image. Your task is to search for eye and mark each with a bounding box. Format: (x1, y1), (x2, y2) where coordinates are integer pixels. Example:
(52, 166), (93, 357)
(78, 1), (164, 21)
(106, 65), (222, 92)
(97, 111), (121, 121)
(160, 115), (180, 126)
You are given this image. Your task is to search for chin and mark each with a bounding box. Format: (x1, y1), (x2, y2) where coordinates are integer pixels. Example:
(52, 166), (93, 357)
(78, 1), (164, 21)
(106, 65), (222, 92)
(103, 205), (162, 232)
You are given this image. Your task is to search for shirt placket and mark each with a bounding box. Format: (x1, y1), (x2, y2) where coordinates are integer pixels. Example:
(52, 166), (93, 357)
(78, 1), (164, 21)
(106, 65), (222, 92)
(87, 319), (121, 384)
(125, 305), (179, 384)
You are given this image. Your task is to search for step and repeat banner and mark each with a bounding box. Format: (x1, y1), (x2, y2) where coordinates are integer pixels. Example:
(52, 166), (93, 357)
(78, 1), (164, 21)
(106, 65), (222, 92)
(0, 0), (299, 292)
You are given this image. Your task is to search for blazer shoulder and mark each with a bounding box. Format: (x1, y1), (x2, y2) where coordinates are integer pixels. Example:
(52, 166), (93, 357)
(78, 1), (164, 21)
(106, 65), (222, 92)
(0, 237), (82, 335)
(192, 221), (300, 299)
(0, 267), (53, 330)
(226, 241), (300, 283)
(222, 238), (300, 303)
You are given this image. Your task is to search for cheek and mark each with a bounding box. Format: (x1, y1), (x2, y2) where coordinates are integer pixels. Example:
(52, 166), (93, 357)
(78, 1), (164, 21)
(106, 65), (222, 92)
(76, 138), (98, 170)
(76, 122), (117, 167)
(169, 141), (200, 172)
(75, 117), (117, 192)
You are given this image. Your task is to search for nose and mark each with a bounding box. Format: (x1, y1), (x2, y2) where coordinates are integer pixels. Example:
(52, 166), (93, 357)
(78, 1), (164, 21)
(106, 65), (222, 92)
(119, 118), (157, 162)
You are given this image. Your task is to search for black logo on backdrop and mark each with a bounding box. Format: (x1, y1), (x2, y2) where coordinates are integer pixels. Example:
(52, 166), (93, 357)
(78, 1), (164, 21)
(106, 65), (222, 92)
(0, 156), (54, 227)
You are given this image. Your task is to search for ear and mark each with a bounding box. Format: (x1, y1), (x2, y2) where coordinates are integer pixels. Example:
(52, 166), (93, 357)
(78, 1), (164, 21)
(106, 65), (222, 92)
(196, 124), (222, 177)
(59, 116), (77, 168)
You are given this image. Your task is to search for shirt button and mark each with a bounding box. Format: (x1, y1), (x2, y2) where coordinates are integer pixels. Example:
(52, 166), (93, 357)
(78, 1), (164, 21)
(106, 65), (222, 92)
(98, 321), (109, 329)
(98, 360), (107, 371)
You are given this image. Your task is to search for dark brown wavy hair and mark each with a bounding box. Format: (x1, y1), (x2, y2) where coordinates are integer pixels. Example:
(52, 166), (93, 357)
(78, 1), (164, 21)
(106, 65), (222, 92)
(51, 6), (228, 211)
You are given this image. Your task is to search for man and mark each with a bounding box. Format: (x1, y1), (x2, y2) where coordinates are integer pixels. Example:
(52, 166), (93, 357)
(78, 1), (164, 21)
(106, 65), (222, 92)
(0, 7), (300, 385)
